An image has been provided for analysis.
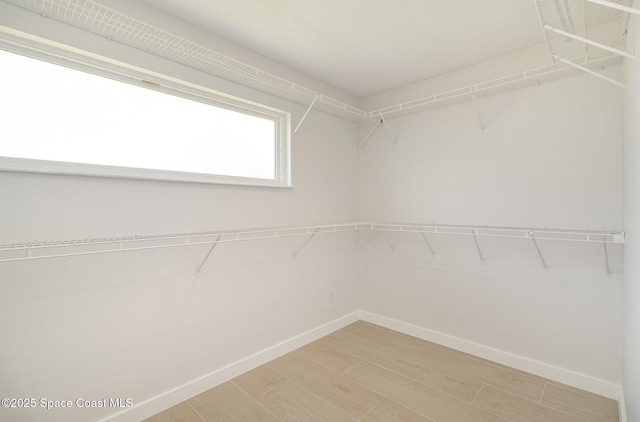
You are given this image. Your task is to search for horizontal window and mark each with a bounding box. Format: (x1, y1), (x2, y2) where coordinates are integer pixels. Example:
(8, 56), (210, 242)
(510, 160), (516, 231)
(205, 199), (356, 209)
(0, 47), (291, 187)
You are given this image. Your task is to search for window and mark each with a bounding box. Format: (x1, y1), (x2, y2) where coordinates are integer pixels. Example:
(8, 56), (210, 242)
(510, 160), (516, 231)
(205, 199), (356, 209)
(0, 48), (291, 187)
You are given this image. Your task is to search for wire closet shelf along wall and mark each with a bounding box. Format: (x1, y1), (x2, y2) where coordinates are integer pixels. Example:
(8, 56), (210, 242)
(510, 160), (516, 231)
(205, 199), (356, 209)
(0, 223), (625, 277)
(0, 0), (635, 125)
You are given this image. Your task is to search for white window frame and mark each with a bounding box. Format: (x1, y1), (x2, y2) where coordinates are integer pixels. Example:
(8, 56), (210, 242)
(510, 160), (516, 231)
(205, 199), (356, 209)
(0, 35), (292, 188)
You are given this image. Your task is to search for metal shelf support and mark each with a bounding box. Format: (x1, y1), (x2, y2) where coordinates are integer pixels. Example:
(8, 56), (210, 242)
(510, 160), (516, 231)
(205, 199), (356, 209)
(544, 24), (634, 59)
(552, 54), (626, 88)
(293, 95), (319, 135)
(381, 117), (398, 144)
(419, 230), (434, 255)
(293, 228), (319, 257)
(357, 120), (383, 150)
(379, 231), (395, 251)
(528, 232), (549, 271)
(471, 93), (485, 132)
(472, 230), (486, 264)
(604, 241), (611, 279)
(195, 234), (221, 277)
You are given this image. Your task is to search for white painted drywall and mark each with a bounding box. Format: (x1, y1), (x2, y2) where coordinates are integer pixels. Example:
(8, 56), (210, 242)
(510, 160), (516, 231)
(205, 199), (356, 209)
(0, 4), (361, 422)
(622, 14), (640, 422)
(359, 72), (624, 387)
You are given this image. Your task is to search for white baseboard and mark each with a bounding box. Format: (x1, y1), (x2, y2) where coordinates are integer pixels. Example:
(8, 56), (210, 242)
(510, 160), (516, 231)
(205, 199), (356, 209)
(618, 387), (627, 422)
(359, 311), (622, 401)
(99, 311), (360, 422)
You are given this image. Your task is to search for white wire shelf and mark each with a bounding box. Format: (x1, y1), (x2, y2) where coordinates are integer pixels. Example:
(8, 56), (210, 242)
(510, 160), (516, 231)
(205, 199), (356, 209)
(369, 223), (625, 244)
(1, 0), (371, 123)
(0, 223), (371, 263)
(1, 0), (631, 125)
(368, 51), (623, 119)
(535, 0), (634, 88)
(0, 222), (624, 264)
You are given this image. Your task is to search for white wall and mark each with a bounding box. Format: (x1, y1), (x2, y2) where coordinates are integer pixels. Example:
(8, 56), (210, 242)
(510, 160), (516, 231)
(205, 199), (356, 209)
(0, 0), (631, 419)
(359, 72), (624, 392)
(0, 3), (361, 421)
(622, 14), (640, 422)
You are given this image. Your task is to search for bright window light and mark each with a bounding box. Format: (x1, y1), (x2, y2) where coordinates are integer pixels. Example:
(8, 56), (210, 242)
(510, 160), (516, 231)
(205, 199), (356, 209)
(0, 48), (289, 186)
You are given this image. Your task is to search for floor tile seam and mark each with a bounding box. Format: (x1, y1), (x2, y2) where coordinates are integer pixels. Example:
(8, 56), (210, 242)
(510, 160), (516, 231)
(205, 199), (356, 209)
(539, 382), (548, 404)
(230, 378), (287, 422)
(290, 348), (369, 380)
(373, 397), (440, 422)
(266, 355), (369, 420)
(247, 378), (292, 401)
(349, 358), (479, 406)
(341, 328), (551, 403)
(355, 323), (493, 364)
(471, 383), (486, 405)
(542, 380), (619, 405)
(482, 359), (551, 389)
(538, 392), (620, 422)
(344, 362), (506, 422)
(298, 343), (365, 375)
(469, 384), (526, 422)
(356, 394), (386, 421)
(323, 331), (486, 392)
(184, 399), (208, 422)
(272, 373), (361, 421)
(536, 400), (617, 422)
(340, 357), (366, 375)
(477, 383), (596, 422)
(358, 355), (483, 404)
(347, 329), (508, 384)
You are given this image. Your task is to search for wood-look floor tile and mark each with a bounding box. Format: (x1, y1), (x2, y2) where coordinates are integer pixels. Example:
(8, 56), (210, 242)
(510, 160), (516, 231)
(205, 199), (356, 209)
(345, 360), (507, 422)
(232, 364), (288, 398)
(473, 385), (584, 422)
(340, 320), (373, 333)
(142, 402), (204, 422)
(361, 398), (436, 422)
(188, 382), (279, 422)
(296, 339), (363, 374)
(257, 380), (356, 422)
(322, 330), (482, 402)
(268, 352), (383, 419)
(353, 324), (545, 401)
(541, 383), (619, 422)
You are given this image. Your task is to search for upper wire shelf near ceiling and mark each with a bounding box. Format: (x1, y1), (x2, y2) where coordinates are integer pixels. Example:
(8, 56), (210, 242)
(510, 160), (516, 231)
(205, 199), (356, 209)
(0, 0), (634, 123)
(535, 0), (635, 88)
(1, 0), (371, 122)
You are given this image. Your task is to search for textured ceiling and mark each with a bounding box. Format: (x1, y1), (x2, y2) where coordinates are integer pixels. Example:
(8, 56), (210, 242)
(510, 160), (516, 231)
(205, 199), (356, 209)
(138, 0), (545, 98)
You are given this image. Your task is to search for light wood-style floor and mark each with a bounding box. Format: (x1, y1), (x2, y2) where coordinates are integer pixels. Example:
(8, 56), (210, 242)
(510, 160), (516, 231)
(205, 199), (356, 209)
(144, 321), (619, 422)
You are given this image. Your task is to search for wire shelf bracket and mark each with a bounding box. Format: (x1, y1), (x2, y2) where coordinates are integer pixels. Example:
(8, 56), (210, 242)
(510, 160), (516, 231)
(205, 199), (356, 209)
(293, 228), (319, 257)
(544, 24), (634, 59)
(357, 120), (383, 150)
(471, 93), (486, 133)
(378, 230), (396, 251)
(381, 117), (398, 145)
(604, 241), (612, 279)
(472, 229), (486, 264)
(293, 95), (319, 135)
(527, 232), (550, 271)
(553, 54), (626, 87)
(419, 229), (434, 256)
(195, 234), (221, 277)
